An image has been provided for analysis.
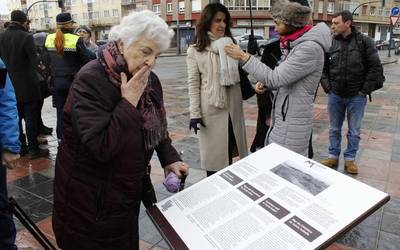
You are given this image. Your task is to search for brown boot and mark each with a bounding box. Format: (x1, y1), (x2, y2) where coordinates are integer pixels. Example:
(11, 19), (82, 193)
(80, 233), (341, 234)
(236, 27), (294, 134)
(320, 158), (338, 168)
(345, 161), (358, 174)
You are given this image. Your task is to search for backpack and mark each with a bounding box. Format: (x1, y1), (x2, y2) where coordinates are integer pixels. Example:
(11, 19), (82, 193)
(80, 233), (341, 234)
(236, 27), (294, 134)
(355, 33), (385, 94)
(33, 32), (53, 97)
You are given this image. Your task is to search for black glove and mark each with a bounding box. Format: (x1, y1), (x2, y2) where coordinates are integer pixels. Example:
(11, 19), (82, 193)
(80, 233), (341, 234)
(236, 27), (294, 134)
(189, 118), (206, 135)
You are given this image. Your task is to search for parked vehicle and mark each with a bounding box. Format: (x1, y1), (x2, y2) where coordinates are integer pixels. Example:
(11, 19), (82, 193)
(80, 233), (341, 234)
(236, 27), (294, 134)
(395, 42), (400, 55)
(376, 38), (400, 50)
(234, 33), (269, 55)
(96, 40), (107, 46)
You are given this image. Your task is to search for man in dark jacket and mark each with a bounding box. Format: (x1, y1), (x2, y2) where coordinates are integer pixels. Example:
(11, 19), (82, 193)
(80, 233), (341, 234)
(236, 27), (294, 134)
(320, 10), (384, 174)
(0, 10), (49, 159)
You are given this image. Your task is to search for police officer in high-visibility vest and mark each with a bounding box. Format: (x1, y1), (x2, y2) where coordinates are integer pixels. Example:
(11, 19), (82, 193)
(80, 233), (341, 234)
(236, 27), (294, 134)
(45, 13), (94, 141)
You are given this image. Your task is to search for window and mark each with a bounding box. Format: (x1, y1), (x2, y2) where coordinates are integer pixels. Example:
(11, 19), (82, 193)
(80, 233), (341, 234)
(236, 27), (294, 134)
(318, 0), (323, 13)
(258, 0), (269, 9)
(112, 9), (119, 17)
(71, 0), (76, 5)
(83, 13), (88, 19)
(93, 11), (99, 19)
(179, 1), (185, 12)
(72, 14), (78, 21)
(370, 6), (376, 15)
(327, 2), (334, 14)
(136, 4), (148, 11)
(152, 4), (161, 14)
(362, 5), (367, 15)
(221, 0), (271, 11)
(192, 0), (201, 12)
(104, 10), (109, 17)
(166, 3), (172, 13)
(385, 8), (391, 16)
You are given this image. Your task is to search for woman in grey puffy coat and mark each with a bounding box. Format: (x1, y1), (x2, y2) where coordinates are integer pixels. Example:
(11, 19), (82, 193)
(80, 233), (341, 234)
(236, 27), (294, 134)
(225, 0), (332, 156)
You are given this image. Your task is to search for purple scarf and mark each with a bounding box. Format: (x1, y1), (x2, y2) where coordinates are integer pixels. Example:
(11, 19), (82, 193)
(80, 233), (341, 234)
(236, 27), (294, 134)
(98, 41), (168, 150)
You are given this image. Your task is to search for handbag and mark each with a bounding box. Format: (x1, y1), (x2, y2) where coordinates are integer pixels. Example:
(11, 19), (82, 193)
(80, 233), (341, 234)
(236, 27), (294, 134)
(239, 66), (255, 100)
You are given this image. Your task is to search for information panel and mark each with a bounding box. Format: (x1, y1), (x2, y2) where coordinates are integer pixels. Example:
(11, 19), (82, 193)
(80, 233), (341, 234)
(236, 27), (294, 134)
(147, 143), (390, 250)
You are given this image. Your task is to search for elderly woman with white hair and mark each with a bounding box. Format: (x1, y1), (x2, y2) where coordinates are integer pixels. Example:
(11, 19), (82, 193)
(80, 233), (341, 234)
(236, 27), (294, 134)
(52, 10), (189, 249)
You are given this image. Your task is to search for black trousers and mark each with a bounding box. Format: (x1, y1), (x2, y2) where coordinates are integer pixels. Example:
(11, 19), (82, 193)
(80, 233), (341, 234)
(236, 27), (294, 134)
(0, 161), (17, 250)
(17, 101), (40, 151)
(54, 77), (72, 140)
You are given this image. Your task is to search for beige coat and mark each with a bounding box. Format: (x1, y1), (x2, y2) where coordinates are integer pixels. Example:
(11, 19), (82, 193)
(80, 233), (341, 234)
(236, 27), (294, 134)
(187, 46), (248, 171)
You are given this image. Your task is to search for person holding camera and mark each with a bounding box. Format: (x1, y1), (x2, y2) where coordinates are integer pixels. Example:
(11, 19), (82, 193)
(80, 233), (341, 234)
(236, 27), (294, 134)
(0, 58), (20, 250)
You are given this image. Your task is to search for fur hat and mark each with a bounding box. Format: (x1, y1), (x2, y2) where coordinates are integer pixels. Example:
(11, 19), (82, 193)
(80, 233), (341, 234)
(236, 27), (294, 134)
(272, 0), (312, 28)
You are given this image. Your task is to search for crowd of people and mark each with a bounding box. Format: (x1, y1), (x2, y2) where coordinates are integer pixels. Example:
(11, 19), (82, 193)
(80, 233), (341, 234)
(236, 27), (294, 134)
(0, 0), (384, 249)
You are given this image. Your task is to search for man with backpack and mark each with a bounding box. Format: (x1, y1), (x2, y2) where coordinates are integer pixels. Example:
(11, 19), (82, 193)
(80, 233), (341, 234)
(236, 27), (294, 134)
(320, 10), (384, 174)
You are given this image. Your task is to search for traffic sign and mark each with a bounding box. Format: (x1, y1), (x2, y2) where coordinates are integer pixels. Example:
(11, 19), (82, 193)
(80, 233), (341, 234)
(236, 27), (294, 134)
(391, 7), (400, 16)
(390, 7), (400, 25)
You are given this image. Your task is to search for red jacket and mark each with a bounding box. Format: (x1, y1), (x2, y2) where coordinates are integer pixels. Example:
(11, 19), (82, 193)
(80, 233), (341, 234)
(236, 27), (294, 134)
(53, 60), (180, 250)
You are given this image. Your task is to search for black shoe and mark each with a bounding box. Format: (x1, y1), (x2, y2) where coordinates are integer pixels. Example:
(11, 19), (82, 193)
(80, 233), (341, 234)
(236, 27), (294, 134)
(38, 126), (53, 135)
(28, 147), (50, 160)
(20, 145), (29, 156)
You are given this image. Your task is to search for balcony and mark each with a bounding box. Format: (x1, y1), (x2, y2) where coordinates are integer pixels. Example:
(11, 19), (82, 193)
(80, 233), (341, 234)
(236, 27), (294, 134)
(89, 17), (120, 27)
(87, 2), (93, 11)
(121, 0), (135, 5)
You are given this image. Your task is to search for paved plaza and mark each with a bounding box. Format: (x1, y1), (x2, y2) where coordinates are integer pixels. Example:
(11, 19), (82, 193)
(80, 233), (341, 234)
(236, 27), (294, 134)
(6, 53), (400, 250)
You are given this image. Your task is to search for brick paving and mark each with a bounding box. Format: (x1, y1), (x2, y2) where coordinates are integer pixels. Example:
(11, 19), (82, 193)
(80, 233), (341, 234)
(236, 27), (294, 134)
(6, 54), (400, 250)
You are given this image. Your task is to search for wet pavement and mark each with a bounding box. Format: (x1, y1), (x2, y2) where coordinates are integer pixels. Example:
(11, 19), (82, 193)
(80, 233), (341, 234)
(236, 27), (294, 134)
(6, 53), (400, 250)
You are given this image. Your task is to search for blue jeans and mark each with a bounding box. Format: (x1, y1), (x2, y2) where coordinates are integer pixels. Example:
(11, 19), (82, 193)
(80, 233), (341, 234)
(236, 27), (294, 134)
(0, 163), (17, 250)
(328, 92), (367, 161)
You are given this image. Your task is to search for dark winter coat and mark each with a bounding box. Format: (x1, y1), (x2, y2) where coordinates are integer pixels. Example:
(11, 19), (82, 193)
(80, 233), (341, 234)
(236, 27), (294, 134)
(0, 22), (41, 103)
(320, 28), (383, 97)
(250, 38), (279, 152)
(53, 59), (181, 250)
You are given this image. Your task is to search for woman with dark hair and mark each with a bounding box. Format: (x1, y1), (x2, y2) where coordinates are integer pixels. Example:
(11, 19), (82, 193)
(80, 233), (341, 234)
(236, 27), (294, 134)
(45, 13), (94, 140)
(187, 3), (248, 176)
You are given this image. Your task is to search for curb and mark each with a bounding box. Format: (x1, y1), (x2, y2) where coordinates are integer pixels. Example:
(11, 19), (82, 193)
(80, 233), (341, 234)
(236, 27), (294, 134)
(159, 53), (187, 57)
(381, 58), (398, 65)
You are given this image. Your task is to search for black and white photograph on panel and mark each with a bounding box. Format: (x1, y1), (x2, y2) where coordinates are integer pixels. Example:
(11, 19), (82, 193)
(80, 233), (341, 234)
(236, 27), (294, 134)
(270, 161), (332, 196)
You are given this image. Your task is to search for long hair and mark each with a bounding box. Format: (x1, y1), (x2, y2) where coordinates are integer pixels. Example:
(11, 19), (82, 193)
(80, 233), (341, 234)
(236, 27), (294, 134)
(194, 3), (234, 52)
(54, 23), (73, 56)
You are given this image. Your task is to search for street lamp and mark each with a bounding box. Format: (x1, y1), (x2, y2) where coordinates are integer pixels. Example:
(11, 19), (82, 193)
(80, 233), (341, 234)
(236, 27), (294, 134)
(351, 0), (385, 15)
(176, 1), (180, 55)
(247, 0), (258, 55)
(26, 0), (65, 15)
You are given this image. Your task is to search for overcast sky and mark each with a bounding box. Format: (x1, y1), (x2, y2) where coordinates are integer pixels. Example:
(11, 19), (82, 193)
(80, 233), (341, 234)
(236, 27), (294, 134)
(0, 0), (9, 15)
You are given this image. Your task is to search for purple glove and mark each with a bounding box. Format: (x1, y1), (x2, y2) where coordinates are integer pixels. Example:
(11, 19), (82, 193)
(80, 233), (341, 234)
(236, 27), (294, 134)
(163, 172), (181, 193)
